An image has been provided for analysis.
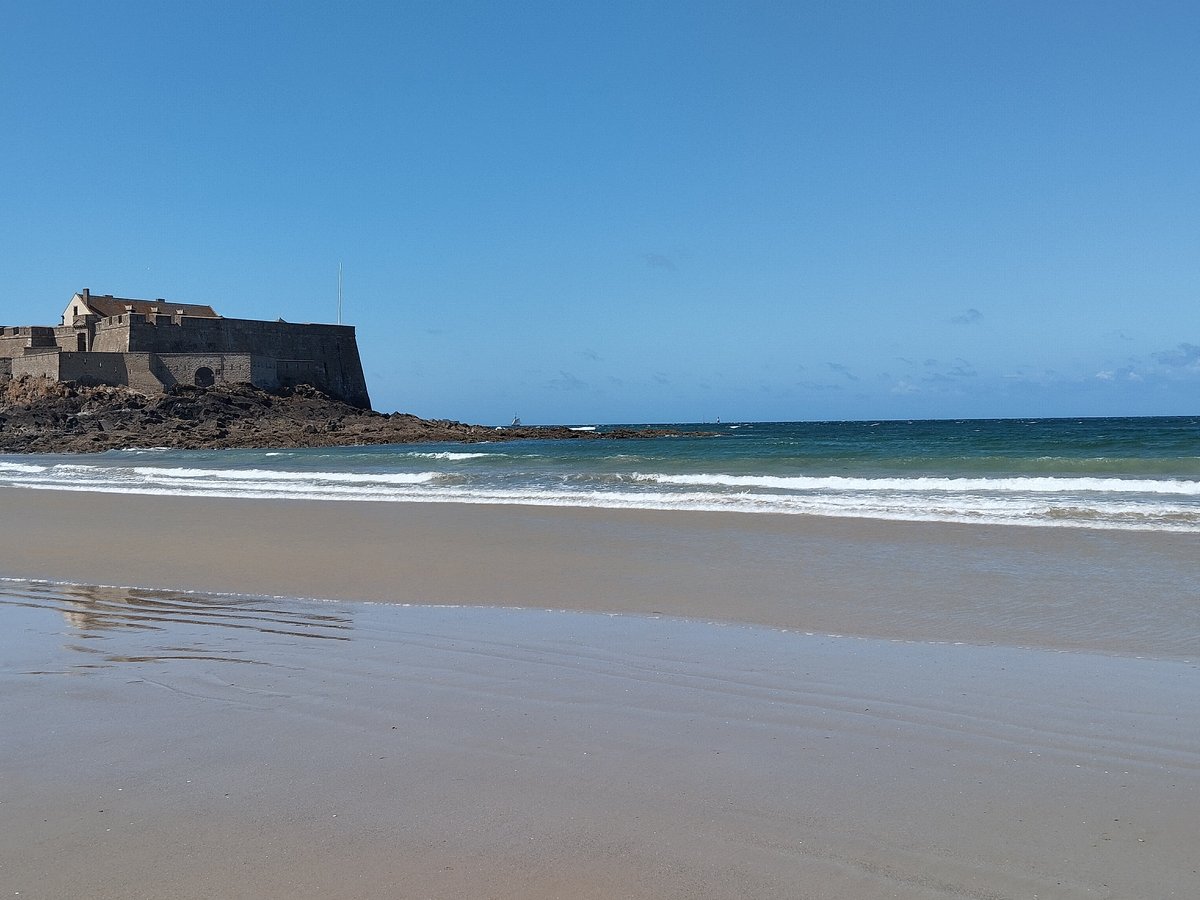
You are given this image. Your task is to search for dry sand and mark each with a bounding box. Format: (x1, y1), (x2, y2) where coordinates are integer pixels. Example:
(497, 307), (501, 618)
(2, 487), (1199, 899)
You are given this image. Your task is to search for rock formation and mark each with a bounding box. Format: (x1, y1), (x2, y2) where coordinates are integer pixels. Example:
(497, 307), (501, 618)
(0, 375), (682, 453)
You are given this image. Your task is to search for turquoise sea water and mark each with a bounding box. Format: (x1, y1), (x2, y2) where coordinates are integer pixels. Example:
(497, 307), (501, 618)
(2, 416), (1199, 531)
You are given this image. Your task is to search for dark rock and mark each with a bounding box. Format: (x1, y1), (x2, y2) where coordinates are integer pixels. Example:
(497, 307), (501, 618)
(0, 374), (703, 453)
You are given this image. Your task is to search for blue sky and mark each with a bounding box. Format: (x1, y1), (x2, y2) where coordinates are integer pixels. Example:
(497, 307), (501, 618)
(2, 1), (1198, 423)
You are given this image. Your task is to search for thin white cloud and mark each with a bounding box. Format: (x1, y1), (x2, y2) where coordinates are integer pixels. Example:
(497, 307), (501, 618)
(950, 308), (983, 325)
(546, 370), (587, 391)
(1152, 343), (1200, 369)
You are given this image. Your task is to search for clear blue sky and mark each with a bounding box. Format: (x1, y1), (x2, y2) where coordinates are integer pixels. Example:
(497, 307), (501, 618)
(2, 1), (1198, 423)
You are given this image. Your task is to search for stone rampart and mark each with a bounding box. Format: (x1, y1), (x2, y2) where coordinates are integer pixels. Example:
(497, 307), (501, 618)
(90, 314), (369, 407)
(59, 352), (127, 386)
(0, 326), (59, 359)
(12, 352), (107, 385)
(150, 353), (255, 390)
(3, 351), (266, 394)
(8, 353), (58, 381)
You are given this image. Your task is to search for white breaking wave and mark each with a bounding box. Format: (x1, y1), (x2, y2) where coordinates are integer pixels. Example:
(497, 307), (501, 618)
(131, 466), (441, 485)
(5, 478), (1197, 531)
(1, 459), (1198, 531)
(0, 461), (48, 474)
(402, 452), (493, 461)
(635, 472), (1200, 496)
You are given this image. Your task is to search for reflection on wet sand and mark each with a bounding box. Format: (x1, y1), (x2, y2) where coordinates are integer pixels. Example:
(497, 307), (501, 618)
(0, 580), (350, 671)
(3, 577), (1199, 899)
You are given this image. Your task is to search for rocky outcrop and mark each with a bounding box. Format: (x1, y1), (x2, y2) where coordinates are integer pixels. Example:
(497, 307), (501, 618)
(0, 376), (683, 453)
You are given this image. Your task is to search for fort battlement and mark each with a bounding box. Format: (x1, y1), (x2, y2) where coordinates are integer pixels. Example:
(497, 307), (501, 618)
(0, 290), (371, 408)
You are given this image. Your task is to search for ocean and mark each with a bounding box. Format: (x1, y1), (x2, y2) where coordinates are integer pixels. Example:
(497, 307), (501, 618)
(2, 415), (1198, 531)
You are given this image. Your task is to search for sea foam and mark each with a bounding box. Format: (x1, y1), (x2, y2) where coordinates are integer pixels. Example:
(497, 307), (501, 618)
(636, 472), (1200, 495)
(132, 466), (441, 485)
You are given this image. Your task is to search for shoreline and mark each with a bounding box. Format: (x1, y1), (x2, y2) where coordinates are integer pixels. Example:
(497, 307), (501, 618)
(2, 484), (1197, 659)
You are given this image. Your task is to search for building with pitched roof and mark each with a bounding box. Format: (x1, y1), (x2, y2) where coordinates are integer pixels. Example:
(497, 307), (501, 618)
(63, 290), (220, 327)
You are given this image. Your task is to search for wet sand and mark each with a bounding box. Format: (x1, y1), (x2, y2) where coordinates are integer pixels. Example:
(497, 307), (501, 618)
(2, 583), (1198, 899)
(1, 486), (1198, 657)
(2, 487), (1199, 898)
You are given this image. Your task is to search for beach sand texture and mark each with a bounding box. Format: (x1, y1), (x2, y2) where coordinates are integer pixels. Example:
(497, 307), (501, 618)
(2, 486), (1199, 656)
(2, 488), (1199, 898)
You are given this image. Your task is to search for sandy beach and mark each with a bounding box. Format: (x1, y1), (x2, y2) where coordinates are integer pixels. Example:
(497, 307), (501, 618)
(3, 487), (1199, 899)
(8, 0), (1200, 895)
(1, 485), (1198, 657)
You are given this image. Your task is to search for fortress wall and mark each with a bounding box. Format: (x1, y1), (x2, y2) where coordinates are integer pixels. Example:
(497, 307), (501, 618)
(0, 358), (11, 377)
(0, 327), (58, 359)
(2, 349), (251, 394)
(10, 353), (61, 381)
(0, 332), (27, 359)
(123, 316), (370, 407)
(54, 326), (83, 352)
(55, 353), (134, 388)
(12, 352), (156, 392)
(251, 356), (279, 389)
(7, 352), (159, 394)
(151, 353), (254, 390)
(274, 357), (323, 388)
(27, 312), (371, 407)
(121, 354), (168, 395)
(91, 317), (134, 352)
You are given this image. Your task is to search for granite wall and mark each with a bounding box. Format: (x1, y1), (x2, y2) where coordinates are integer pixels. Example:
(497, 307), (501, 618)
(90, 315), (370, 407)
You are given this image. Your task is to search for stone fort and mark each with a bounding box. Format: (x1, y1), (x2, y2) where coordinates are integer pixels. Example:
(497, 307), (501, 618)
(0, 289), (371, 408)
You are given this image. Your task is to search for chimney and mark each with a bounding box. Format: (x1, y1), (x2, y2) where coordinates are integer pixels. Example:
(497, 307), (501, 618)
(82, 288), (90, 304)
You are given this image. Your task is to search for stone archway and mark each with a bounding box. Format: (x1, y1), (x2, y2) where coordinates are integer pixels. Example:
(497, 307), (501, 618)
(194, 366), (215, 387)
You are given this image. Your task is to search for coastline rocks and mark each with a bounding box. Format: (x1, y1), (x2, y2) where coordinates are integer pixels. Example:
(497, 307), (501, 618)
(0, 376), (686, 453)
